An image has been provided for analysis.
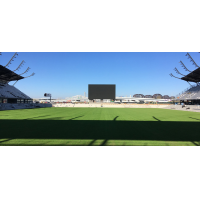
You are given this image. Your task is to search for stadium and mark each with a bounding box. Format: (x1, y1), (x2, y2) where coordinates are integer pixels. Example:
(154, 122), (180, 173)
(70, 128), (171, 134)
(0, 52), (200, 146)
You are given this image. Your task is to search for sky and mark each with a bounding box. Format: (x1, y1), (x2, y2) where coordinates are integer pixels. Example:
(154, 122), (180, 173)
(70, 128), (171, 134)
(0, 52), (200, 99)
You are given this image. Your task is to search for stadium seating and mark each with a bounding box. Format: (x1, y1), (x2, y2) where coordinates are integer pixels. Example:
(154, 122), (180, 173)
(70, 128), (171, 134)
(0, 83), (31, 99)
(178, 85), (200, 100)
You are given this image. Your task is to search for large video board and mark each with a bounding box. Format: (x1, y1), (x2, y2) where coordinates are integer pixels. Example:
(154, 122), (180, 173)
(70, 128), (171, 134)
(88, 84), (116, 100)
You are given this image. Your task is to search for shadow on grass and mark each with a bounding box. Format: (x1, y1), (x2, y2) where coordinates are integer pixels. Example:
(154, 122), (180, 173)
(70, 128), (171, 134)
(0, 138), (13, 144)
(69, 115), (84, 120)
(25, 115), (52, 120)
(0, 118), (200, 143)
(189, 117), (200, 121)
(191, 141), (200, 146)
(152, 116), (161, 121)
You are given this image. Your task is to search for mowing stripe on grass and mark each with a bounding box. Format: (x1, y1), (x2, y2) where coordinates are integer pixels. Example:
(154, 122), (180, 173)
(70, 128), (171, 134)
(0, 107), (200, 146)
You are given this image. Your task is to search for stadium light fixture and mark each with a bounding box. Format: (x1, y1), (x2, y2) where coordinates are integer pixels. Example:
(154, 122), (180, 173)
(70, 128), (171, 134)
(174, 67), (185, 76)
(169, 73), (182, 79)
(13, 60), (25, 72)
(186, 53), (200, 68)
(179, 61), (192, 72)
(20, 67), (30, 75)
(5, 52), (18, 68)
(24, 72), (35, 78)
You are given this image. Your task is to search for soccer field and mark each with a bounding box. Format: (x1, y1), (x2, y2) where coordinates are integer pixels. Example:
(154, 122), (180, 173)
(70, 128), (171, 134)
(0, 107), (200, 146)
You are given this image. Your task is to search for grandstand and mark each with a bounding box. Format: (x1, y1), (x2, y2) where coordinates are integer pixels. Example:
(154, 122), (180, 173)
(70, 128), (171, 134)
(133, 94), (174, 100)
(170, 53), (200, 104)
(177, 84), (200, 102)
(0, 53), (35, 108)
(0, 82), (32, 103)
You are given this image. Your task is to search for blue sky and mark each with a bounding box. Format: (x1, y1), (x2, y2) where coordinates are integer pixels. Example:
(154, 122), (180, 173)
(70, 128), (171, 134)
(1, 52), (199, 99)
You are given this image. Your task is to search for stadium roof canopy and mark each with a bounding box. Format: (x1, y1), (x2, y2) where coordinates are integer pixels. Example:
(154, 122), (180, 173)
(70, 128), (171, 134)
(0, 65), (24, 81)
(181, 68), (200, 83)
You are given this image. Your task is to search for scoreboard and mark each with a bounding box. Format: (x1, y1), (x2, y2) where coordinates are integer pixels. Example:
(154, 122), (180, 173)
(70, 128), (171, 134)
(88, 84), (115, 100)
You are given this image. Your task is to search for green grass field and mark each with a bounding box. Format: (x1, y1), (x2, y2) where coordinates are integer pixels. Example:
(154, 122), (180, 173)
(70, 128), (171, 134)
(0, 107), (200, 146)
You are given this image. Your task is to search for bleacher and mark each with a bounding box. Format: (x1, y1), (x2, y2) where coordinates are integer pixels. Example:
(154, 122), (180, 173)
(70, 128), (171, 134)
(0, 53), (36, 109)
(178, 85), (200, 100)
(0, 83), (31, 99)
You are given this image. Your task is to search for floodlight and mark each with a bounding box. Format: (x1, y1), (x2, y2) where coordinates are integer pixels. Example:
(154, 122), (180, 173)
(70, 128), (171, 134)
(24, 72), (35, 78)
(13, 60), (25, 71)
(186, 53), (200, 68)
(169, 73), (181, 79)
(179, 61), (192, 72)
(20, 67), (30, 75)
(5, 52), (18, 67)
(174, 67), (185, 76)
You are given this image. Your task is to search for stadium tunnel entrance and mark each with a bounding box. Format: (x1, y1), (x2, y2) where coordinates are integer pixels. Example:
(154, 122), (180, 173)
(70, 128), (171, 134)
(7, 98), (17, 104)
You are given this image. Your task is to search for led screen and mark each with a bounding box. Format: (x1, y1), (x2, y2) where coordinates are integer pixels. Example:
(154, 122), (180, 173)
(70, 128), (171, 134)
(88, 84), (115, 100)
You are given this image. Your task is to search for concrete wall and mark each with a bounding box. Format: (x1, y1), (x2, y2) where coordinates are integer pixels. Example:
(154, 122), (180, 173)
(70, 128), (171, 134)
(0, 103), (52, 111)
(162, 104), (200, 112)
(53, 103), (169, 108)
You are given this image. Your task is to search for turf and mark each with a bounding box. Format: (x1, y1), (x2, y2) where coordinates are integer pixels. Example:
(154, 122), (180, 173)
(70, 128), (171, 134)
(0, 107), (200, 146)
